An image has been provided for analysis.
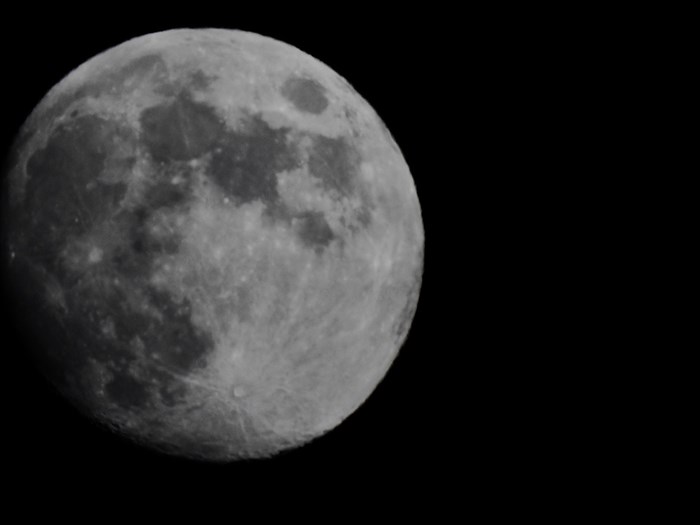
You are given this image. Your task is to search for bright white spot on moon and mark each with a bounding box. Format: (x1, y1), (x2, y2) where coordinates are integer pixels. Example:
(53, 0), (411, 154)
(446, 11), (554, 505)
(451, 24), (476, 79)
(88, 247), (103, 263)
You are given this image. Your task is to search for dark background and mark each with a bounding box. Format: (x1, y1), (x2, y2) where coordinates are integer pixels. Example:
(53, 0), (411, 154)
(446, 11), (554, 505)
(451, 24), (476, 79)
(0, 9), (475, 505)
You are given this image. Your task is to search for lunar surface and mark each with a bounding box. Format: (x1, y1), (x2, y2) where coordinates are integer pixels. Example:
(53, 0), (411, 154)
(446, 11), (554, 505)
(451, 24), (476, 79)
(1, 29), (423, 460)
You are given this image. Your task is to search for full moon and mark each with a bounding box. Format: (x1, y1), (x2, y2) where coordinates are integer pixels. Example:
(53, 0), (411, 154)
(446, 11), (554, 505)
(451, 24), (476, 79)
(1, 29), (423, 460)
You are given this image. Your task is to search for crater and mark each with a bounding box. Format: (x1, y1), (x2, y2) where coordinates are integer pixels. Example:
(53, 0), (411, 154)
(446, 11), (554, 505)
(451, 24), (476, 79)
(53, 274), (216, 412)
(187, 69), (218, 91)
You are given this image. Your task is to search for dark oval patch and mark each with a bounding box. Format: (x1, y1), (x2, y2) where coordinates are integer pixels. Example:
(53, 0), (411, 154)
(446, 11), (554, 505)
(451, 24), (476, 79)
(281, 76), (329, 115)
(139, 92), (225, 163)
(208, 113), (300, 206)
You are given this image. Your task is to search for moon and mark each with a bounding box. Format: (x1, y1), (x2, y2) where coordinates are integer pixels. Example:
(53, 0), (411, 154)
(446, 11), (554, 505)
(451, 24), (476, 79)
(1, 29), (423, 461)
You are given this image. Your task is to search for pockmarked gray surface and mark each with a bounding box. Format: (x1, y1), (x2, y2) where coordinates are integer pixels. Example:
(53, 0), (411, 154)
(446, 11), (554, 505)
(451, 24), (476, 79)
(2, 28), (423, 461)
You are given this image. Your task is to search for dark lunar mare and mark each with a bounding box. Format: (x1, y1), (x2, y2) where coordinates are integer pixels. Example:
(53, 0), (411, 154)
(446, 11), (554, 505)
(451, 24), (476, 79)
(23, 114), (130, 280)
(6, 103), (215, 418)
(296, 211), (335, 251)
(307, 134), (360, 198)
(137, 92), (355, 255)
(207, 113), (300, 206)
(281, 76), (329, 115)
(134, 69), (366, 252)
(135, 84), (368, 253)
(200, 109), (364, 250)
(140, 91), (224, 163)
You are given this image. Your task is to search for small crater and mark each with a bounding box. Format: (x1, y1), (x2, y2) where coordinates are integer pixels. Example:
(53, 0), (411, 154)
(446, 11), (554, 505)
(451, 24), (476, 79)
(88, 246), (103, 263)
(207, 113), (300, 207)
